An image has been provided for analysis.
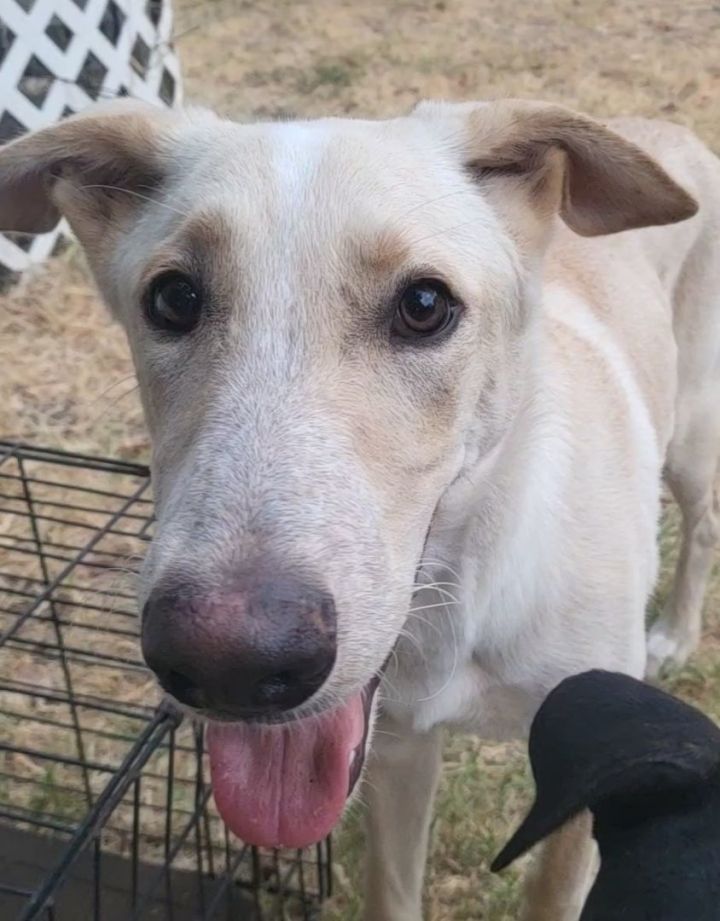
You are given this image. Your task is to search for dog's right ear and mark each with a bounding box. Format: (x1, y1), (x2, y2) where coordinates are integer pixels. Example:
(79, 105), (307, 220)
(492, 670), (720, 871)
(0, 99), (174, 240)
(413, 100), (698, 243)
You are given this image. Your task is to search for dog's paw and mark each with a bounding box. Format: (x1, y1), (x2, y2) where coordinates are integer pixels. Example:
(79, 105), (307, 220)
(646, 620), (693, 678)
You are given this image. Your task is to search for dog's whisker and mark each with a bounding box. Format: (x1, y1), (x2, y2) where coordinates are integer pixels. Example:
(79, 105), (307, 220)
(403, 617), (446, 643)
(77, 183), (191, 218)
(386, 187), (470, 229)
(406, 606), (460, 622)
(369, 728), (403, 741)
(387, 644), (402, 675)
(414, 573), (463, 592)
(377, 671), (403, 700)
(412, 585), (462, 605)
(413, 575), (461, 588)
(413, 583), (461, 599)
(409, 596), (461, 609)
(416, 559), (464, 582)
(87, 382), (140, 427)
(415, 603), (459, 705)
(89, 373), (139, 407)
(414, 577), (461, 589)
(404, 602), (459, 642)
(406, 218), (479, 247)
(396, 626), (431, 659)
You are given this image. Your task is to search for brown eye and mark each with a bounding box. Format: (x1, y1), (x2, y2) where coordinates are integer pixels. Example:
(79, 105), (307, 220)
(147, 273), (202, 333)
(392, 279), (458, 340)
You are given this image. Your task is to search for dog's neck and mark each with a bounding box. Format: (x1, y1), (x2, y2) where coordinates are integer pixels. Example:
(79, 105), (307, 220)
(427, 316), (564, 623)
(384, 322), (566, 734)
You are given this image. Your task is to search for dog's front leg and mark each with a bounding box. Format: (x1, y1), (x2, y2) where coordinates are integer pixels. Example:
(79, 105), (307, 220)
(363, 712), (443, 921)
(521, 811), (598, 921)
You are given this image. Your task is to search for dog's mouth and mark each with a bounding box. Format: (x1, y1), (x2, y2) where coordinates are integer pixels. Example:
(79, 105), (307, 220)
(206, 675), (381, 849)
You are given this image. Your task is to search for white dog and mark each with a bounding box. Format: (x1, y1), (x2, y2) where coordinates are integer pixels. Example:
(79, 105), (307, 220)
(1, 98), (718, 920)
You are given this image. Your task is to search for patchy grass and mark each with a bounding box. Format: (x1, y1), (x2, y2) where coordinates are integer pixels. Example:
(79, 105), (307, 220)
(26, 768), (87, 822)
(296, 55), (366, 94)
(1, 2), (719, 919)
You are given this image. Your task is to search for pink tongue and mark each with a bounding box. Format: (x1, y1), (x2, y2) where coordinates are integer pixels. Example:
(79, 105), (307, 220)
(207, 694), (365, 849)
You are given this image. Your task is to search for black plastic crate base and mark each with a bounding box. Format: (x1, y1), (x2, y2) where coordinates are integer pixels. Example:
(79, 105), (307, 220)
(0, 825), (259, 921)
(0, 441), (331, 920)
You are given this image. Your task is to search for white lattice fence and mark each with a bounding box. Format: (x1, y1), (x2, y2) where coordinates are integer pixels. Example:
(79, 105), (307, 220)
(0, 0), (182, 274)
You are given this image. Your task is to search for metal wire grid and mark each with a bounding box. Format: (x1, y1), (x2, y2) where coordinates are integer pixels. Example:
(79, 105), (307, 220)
(0, 441), (331, 920)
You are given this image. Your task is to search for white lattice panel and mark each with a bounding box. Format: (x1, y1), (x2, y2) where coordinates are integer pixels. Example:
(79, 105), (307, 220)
(0, 0), (182, 274)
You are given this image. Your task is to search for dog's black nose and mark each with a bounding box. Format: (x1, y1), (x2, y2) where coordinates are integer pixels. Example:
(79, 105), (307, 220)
(141, 575), (337, 718)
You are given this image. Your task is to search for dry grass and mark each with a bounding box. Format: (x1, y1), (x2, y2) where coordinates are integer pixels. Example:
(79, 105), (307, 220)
(1, 1), (719, 918)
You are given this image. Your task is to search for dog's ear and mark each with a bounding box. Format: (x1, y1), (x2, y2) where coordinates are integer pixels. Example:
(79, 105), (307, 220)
(491, 670), (720, 872)
(413, 100), (698, 238)
(0, 99), (174, 242)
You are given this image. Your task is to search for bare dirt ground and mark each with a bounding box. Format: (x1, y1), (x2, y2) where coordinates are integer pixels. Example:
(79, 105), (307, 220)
(1, 1), (719, 918)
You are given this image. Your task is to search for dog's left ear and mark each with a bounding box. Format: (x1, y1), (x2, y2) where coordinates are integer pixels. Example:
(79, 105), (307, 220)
(491, 670), (720, 872)
(413, 99), (698, 237)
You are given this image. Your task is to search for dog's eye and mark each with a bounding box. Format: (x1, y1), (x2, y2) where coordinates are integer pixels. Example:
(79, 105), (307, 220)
(392, 279), (458, 341)
(147, 273), (202, 334)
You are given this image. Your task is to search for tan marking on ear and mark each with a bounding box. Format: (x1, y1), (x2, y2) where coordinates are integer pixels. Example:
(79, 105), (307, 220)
(0, 100), (173, 237)
(461, 100), (698, 237)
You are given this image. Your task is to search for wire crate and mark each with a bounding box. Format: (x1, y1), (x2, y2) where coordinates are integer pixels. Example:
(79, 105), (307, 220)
(0, 441), (332, 921)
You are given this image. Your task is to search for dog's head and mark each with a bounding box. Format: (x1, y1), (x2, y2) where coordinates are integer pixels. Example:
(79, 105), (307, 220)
(493, 670), (720, 920)
(0, 101), (697, 847)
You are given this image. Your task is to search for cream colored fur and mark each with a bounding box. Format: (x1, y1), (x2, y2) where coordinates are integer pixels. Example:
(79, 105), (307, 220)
(0, 99), (718, 920)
